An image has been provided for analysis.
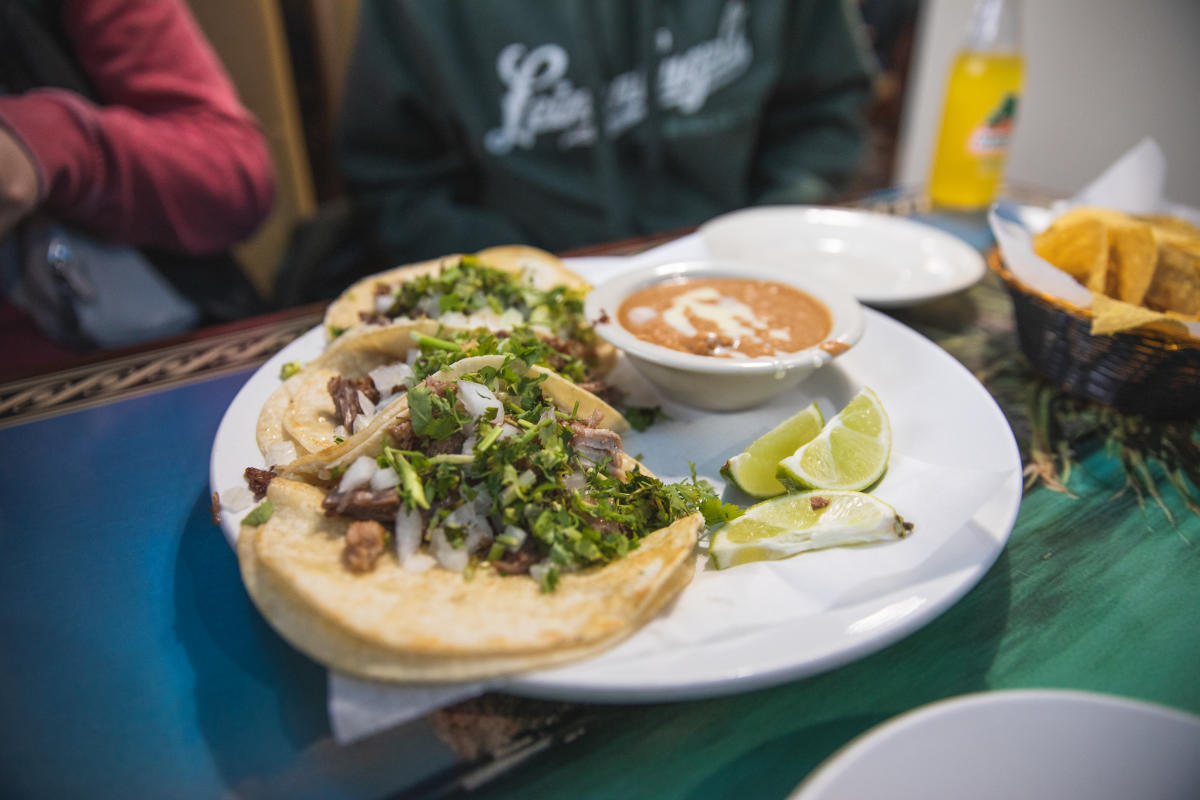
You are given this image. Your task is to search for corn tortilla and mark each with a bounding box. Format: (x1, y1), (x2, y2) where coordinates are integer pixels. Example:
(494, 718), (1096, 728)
(239, 357), (697, 682)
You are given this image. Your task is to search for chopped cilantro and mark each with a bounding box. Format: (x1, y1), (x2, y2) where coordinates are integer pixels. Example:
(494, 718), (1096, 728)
(279, 361), (302, 380)
(411, 331), (462, 353)
(662, 465), (744, 525)
(407, 383), (467, 440)
(323, 361), (729, 589)
(382, 257), (592, 342)
(328, 325), (346, 338)
(381, 447), (430, 510)
(624, 405), (667, 432)
(418, 368), (723, 570)
(409, 325), (591, 384)
(537, 565), (561, 593)
(243, 500), (274, 526)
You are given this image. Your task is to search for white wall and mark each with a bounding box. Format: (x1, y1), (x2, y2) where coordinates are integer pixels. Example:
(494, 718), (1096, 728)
(896, 0), (1200, 207)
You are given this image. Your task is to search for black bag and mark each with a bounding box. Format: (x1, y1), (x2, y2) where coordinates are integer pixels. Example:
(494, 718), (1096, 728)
(7, 220), (201, 349)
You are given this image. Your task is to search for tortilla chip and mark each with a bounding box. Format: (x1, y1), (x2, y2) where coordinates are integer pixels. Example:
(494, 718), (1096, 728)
(1107, 220), (1158, 305)
(1090, 292), (1192, 336)
(1137, 214), (1200, 240)
(1034, 214), (1108, 282)
(1144, 231), (1200, 316)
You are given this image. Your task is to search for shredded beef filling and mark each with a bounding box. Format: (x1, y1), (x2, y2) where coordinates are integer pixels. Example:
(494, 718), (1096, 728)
(492, 543), (540, 576)
(358, 311), (389, 325)
(387, 417), (417, 450)
(323, 487), (400, 522)
(342, 520), (388, 572)
(244, 467), (276, 500)
(328, 375), (381, 431)
(568, 414), (627, 481)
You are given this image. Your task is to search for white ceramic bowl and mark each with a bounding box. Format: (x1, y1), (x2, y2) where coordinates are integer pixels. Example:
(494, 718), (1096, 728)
(585, 260), (865, 411)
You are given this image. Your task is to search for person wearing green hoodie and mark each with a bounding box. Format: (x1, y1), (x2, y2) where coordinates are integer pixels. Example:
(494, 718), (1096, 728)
(335, 0), (876, 278)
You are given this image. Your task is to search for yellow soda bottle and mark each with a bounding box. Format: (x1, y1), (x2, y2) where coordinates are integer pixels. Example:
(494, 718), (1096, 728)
(929, 0), (1024, 210)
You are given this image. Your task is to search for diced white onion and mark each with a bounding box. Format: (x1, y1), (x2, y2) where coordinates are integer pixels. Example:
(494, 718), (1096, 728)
(529, 561), (553, 585)
(352, 413), (369, 434)
(498, 422), (520, 440)
(563, 471), (586, 491)
(221, 486), (254, 512)
(394, 507), (423, 566)
(369, 465), (399, 491)
(332, 423), (347, 438)
(374, 293), (393, 313)
(337, 455), (378, 493)
(440, 311), (468, 327)
(457, 380), (503, 421)
(502, 525), (527, 548)
(460, 422), (477, 454)
(431, 527), (469, 572)
(444, 495), (494, 554)
(468, 311), (499, 328)
(417, 293), (441, 317)
(498, 308), (525, 329)
(406, 348), (420, 366)
(265, 441), (298, 469)
(368, 362), (413, 395)
(356, 390), (377, 420)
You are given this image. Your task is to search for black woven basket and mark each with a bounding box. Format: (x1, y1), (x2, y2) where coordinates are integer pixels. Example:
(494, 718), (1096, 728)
(988, 249), (1200, 420)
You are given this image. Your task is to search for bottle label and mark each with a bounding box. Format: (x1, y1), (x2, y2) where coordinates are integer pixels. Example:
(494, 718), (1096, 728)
(967, 93), (1019, 157)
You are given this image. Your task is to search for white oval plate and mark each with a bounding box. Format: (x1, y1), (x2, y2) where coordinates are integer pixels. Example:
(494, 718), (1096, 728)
(700, 206), (986, 308)
(791, 690), (1200, 800)
(211, 256), (1021, 703)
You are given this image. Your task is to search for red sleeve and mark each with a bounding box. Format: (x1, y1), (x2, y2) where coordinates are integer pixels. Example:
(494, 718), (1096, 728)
(0, 0), (274, 254)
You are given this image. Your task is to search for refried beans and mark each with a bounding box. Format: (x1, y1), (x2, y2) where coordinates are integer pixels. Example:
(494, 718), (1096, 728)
(617, 278), (831, 358)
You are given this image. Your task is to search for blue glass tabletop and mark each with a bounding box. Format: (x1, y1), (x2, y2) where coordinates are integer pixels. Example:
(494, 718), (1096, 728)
(0, 371), (458, 798)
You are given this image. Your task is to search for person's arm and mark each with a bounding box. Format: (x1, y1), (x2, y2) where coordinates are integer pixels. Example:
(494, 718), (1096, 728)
(0, 126), (39, 239)
(0, 0), (274, 254)
(750, 0), (877, 205)
(337, 0), (529, 265)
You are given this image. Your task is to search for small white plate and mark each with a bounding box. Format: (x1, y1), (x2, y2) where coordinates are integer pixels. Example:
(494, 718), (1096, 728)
(700, 206), (986, 308)
(791, 690), (1200, 800)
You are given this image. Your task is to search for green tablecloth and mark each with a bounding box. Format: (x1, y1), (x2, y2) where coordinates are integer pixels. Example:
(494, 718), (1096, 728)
(468, 213), (1200, 799)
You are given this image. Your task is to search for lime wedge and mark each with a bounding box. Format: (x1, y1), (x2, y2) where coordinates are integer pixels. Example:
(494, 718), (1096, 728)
(720, 403), (825, 498)
(709, 490), (909, 569)
(777, 387), (890, 492)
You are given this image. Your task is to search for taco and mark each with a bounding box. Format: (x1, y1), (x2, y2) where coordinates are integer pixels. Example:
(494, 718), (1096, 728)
(238, 356), (709, 682)
(323, 245), (595, 343)
(256, 323), (621, 467)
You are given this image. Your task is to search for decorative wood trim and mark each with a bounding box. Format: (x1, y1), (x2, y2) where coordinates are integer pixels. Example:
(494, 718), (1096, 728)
(0, 310), (322, 427)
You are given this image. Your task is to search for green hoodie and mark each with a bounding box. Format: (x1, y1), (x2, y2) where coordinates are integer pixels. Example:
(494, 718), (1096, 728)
(338, 0), (876, 265)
